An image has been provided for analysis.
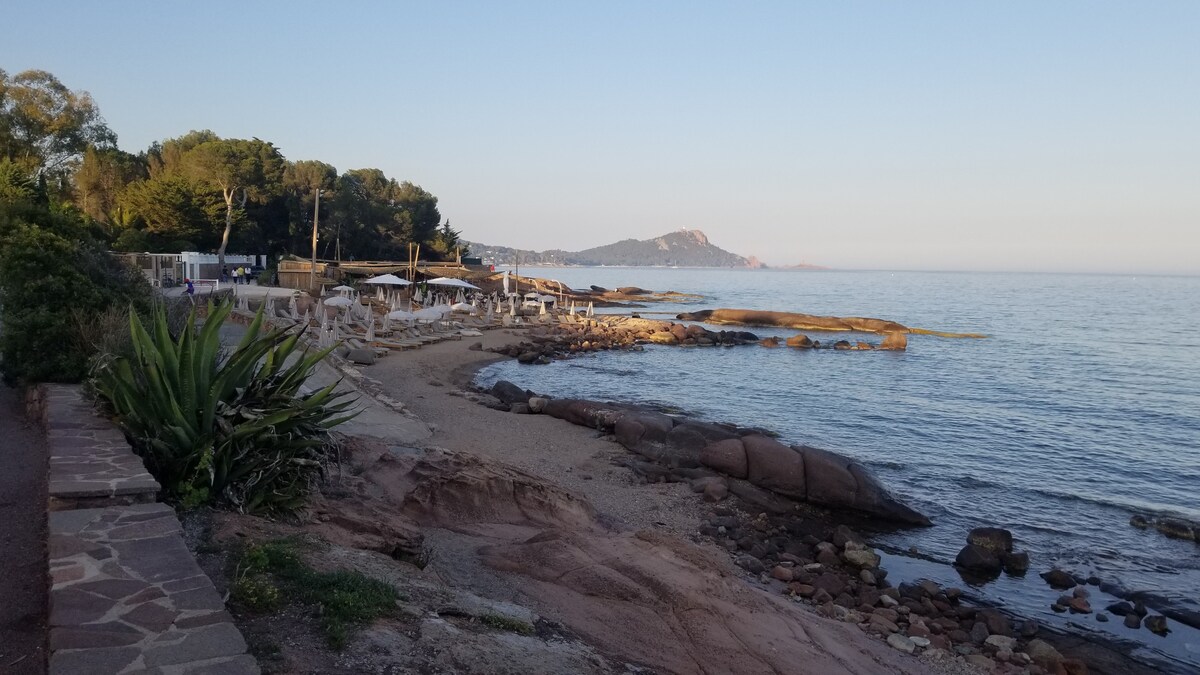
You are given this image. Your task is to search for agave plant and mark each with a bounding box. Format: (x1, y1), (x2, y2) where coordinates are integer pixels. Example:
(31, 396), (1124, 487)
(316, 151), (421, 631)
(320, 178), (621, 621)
(95, 299), (357, 514)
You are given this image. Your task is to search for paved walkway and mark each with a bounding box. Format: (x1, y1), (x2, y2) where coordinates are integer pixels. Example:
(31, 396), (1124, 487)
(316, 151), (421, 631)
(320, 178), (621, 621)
(0, 382), (48, 674)
(42, 386), (159, 510)
(38, 385), (258, 675)
(48, 504), (256, 674)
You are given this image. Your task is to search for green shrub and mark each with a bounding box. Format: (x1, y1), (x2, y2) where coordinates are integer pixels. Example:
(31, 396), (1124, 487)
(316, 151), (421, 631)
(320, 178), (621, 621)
(233, 539), (398, 649)
(0, 196), (152, 383)
(94, 299), (357, 514)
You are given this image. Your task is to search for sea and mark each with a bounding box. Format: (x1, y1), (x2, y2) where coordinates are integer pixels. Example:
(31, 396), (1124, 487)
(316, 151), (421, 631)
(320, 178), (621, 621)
(475, 268), (1200, 671)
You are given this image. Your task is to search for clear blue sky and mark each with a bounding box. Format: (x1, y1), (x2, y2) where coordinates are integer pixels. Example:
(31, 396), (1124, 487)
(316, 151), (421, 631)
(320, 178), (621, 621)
(5, 1), (1198, 273)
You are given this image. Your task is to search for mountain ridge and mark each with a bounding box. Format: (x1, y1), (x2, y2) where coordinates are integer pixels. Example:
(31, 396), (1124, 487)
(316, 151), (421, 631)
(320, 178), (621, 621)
(466, 229), (764, 268)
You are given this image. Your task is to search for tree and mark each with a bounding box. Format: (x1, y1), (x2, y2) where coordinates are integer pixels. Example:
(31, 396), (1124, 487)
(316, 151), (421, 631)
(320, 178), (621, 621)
(0, 69), (116, 184)
(283, 159), (337, 253)
(184, 138), (284, 269)
(118, 173), (225, 251)
(74, 146), (146, 231)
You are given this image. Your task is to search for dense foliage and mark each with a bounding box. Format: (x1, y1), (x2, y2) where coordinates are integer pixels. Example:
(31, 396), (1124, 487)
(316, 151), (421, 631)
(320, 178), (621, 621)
(2, 68), (463, 262)
(93, 301), (356, 514)
(0, 167), (152, 383)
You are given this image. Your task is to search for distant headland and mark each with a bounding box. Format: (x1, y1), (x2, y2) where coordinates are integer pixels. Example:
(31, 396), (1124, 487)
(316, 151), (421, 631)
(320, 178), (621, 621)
(466, 229), (823, 269)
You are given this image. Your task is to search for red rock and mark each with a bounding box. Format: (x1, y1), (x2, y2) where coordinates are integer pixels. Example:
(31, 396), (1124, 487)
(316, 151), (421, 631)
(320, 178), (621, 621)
(743, 435), (806, 499)
(698, 439), (749, 478)
(771, 566), (793, 582)
(879, 332), (907, 350)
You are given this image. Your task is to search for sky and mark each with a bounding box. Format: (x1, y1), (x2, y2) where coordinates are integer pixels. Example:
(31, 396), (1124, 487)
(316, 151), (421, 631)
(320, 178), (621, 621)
(4, 1), (1198, 274)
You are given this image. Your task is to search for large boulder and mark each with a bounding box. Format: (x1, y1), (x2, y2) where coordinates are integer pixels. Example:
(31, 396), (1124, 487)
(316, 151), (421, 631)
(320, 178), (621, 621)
(699, 438), (748, 478)
(955, 544), (1002, 575)
(786, 334), (814, 349)
(490, 380), (530, 407)
(613, 411), (676, 460)
(659, 422), (740, 468)
(879, 333), (907, 351)
(743, 435), (806, 500)
(542, 399), (626, 430)
(968, 527), (1013, 554)
(797, 446), (931, 526)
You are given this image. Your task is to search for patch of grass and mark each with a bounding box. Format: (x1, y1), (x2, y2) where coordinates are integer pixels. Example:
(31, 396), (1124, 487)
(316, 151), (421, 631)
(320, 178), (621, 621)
(231, 539), (398, 649)
(479, 614), (535, 635)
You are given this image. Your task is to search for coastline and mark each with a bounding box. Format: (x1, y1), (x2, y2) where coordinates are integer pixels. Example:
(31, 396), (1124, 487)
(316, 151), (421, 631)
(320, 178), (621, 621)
(358, 330), (1165, 674)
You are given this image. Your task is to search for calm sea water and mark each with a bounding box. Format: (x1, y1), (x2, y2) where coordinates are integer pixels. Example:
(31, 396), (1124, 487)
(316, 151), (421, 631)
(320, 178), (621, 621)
(477, 268), (1200, 669)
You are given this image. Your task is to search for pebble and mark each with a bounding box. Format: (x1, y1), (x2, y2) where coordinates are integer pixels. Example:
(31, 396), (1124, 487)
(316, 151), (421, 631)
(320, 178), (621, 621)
(887, 633), (916, 654)
(909, 636), (931, 648)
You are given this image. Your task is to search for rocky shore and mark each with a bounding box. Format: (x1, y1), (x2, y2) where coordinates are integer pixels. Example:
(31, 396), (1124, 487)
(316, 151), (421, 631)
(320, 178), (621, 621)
(483, 315), (910, 366)
(464, 366), (1190, 674)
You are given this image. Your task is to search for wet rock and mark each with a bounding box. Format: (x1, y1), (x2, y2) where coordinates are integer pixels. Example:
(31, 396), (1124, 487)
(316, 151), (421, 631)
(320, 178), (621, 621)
(1001, 551), (1030, 575)
(1124, 613), (1142, 629)
(1096, 613), (1109, 622)
(1145, 615), (1169, 634)
(1040, 568), (1076, 589)
(1067, 597), (1092, 614)
(967, 527), (1013, 554)
(759, 336), (781, 348)
(859, 570), (876, 586)
(969, 622), (990, 644)
(517, 351), (539, 364)
(832, 525), (864, 549)
(786, 334), (814, 349)
(879, 332), (908, 350)
(1105, 601), (1133, 616)
(490, 380), (530, 406)
(833, 340), (852, 350)
(955, 544), (1002, 574)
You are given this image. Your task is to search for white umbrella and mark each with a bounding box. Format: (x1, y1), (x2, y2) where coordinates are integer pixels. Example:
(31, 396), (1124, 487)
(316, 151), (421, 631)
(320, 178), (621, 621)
(365, 319), (375, 342)
(451, 302), (477, 314)
(455, 289), (466, 304)
(324, 296), (353, 307)
(364, 273), (411, 286)
(381, 313), (391, 332)
(333, 285), (354, 295)
(539, 301), (547, 316)
(509, 302), (517, 317)
(569, 301), (576, 316)
(386, 309), (416, 320)
(586, 301), (594, 317)
(427, 277), (481, 290)
(301, 308), (310, 326)
(502, 270), (510, 295)
(288, 295), (298, 317)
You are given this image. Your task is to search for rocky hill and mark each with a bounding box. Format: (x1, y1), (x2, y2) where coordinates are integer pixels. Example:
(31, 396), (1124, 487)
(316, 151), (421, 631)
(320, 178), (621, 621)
(467, 229), (762, 268)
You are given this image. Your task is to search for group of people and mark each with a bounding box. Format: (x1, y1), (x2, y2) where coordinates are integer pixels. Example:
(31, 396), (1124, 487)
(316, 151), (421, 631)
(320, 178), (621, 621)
(223, 266), (255, 285)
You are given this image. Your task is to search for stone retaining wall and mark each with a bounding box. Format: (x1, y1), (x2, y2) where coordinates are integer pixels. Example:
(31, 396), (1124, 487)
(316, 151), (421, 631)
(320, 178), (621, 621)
(36, 384), (258, 675)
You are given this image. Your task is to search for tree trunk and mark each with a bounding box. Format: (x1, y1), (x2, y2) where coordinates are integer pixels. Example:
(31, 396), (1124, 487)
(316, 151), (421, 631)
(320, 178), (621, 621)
(216, 187), (245, 276)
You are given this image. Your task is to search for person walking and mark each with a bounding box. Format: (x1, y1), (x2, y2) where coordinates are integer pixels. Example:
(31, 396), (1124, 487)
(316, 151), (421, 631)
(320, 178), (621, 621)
(185, 278), (195, 300)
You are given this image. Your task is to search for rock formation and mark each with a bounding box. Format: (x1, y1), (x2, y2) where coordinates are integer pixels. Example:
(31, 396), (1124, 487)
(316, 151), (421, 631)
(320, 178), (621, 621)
(676, 308), (986, 338)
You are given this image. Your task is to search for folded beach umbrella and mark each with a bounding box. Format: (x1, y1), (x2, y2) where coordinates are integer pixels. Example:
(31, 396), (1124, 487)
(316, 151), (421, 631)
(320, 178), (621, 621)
(586, 301), (594, 317)
(539, 301), (547, 315)
(365, 319), (375, 342)
(503, 270), (510, 295)
(569, 301), (576, 316)
(288, 295), (298, 317)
